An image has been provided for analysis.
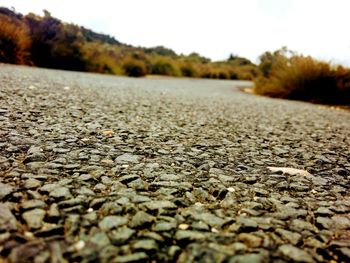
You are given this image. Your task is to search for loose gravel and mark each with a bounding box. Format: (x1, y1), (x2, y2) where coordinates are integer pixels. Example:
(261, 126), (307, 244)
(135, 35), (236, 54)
(0, 64), (350, 262)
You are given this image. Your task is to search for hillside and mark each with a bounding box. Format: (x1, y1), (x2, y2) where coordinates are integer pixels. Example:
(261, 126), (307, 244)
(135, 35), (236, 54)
(0, 7), (257, 79)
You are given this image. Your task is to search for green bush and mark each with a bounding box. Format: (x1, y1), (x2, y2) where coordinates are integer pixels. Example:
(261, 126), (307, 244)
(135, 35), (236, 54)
(122, 58), (147, 77)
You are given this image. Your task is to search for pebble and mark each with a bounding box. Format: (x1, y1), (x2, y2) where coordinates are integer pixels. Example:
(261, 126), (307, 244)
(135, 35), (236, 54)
(0, 182), (15, 200)
(130, 211), (155, 228)
(22, 208), (46, 229)
(278, 244), (314, 263)
(99, 216), (128, 231)
(0, 203), (17, 231)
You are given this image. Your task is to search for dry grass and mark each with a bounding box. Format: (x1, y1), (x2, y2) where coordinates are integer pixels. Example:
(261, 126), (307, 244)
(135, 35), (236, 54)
(0, 15), (31, 64)
(254, 55), (350, 105)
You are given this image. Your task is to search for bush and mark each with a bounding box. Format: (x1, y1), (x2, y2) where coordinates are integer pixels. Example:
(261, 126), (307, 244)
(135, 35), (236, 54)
(0, 14), (31, 64)
(180, 63), (198, 77)
(122, 58), (147, 77)
(151, 58), (179, 76)
(254, 54), (350, 105)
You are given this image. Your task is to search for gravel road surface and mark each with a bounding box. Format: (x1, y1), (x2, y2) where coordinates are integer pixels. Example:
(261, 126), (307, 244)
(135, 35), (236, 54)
(0, 64), (350, 262)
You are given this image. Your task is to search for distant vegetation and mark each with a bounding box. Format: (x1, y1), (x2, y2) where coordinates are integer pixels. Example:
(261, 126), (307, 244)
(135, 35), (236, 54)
(0, 7), (349, 105)
(255, 47), (350, 105)
(0, 7), (257, 80)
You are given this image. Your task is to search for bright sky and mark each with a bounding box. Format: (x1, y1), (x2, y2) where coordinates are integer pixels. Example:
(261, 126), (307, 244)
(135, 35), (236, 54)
(2, 0), (350, 65)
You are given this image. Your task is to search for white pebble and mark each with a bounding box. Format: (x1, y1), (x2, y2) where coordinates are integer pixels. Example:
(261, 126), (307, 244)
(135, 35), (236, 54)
(73, 240), (85, 251)
(227, 187), (235, 192)
(178, 224), (189, 230)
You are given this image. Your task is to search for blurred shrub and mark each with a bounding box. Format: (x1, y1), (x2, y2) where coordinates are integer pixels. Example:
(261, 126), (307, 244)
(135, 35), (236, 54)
(122, 58), (147, 77)
(151, 58), (180, 76)
(0, 14), (31, 64)
(254, 52), (350, 105)
(180, 63), (198, 77)
(25, 12), (87, 71)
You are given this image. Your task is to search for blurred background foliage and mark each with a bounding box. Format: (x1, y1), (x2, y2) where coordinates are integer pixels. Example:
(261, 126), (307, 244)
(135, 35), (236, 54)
(0, 7), (256, 80)
(0, 7), (349, 105)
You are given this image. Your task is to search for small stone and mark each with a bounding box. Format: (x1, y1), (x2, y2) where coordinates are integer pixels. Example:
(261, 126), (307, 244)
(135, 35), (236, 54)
(99, 216), (128, 231)
(0, 203), (17, 231)
(48, 203), (60, 220)
(22, 199), (46, 210)
(278, 244), (314, 263)
(154, 221), (177, 232)
(73, 240), (85, 251)
(227, 187), (235, 192)
(236, 217), (258, 232)
(276, 229), (302, 245)
(315, 207), (334, 216)
(24, 146), (46, 163)
(23, 209), (46, 229)
(24, 178), (42, 189)
(175, 230), (206, 241)
(109, 227), (135, 245)
(119, 174), (140, 184)
(191, 212), (226, 228)
(237, 233), (263, 248)
(49, 187), (72, 200)
(115, 153), (139, 163)
(290, 219), (318, 233)
(143, 200), (177, 211)
(130, 211), (154, 228)
(0, 182), (15, 200)
(229, 253), (266, 263)
(178, 223), (190, 230)
(89, 232), (110, 248)
(133, 239), (158, 251)
(332, 216), (350, 230)
(113, 252), (148, 263)
(316, 217), (333, 230)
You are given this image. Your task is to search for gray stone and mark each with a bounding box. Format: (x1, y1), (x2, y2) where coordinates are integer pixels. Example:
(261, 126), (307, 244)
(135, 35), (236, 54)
(154, 221), (177, 232)
(0, 182), (15, 200)
(24, 178), (42, 189)
(191, 212), (226, 228)
(236, 217), (258, 232)
(315, 207), (334, 216)
(175, 230), (206, 241)
(143, 200), (177, 211)
(133, 239), (158, 251)
(112, 252), (148, 263)
(278, 244), (314, 263)
(130, 211), (155, 228)
(99, 216), (128, 231)
(50, 187), (72, 200)
(118, 174), (140, 184)
(24, 146), (46, 163)
(229, 253), (266, 263)
(115, 153), (139, 163)
(22, 199), (46, 210)
(0, 203), (17, 231)
(22, 208), (46, 229)
(276, 228), (302, 245)
(89, 232), (110, 248)
(109, 227), (135, 245)
(316, 217), (333, 230)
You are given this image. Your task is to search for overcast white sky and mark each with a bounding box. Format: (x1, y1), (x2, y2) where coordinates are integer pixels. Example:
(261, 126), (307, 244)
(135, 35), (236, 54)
(2, 0), (350, 65)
